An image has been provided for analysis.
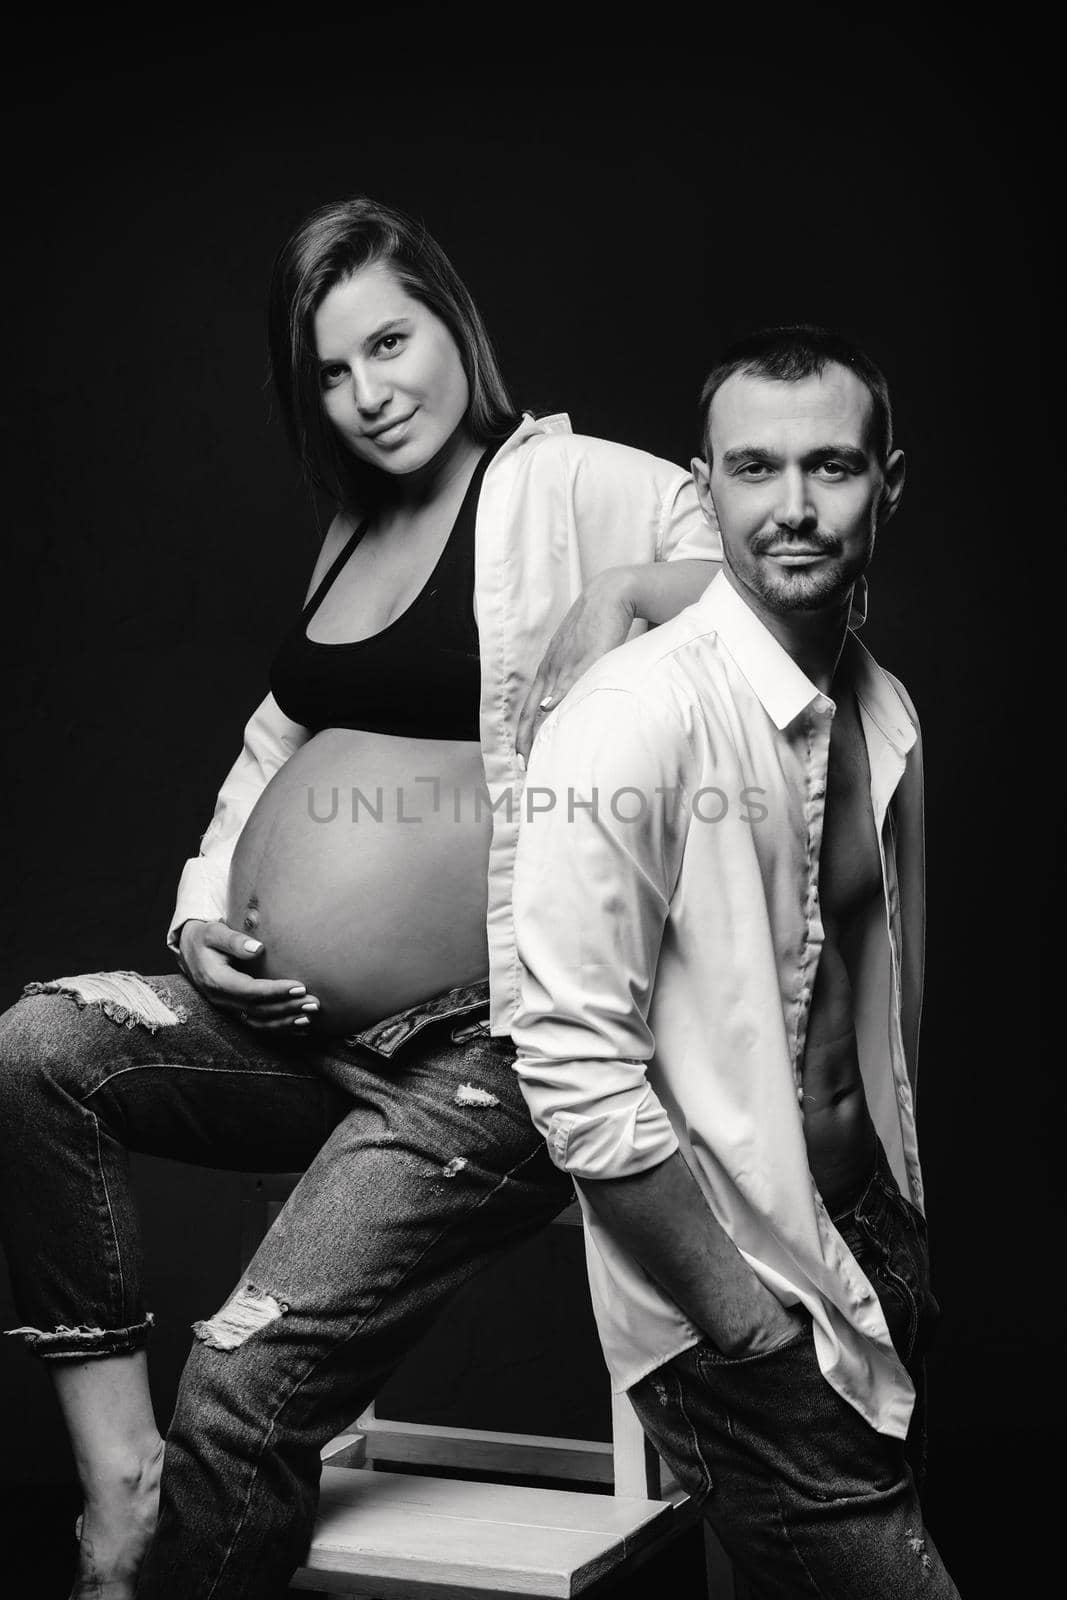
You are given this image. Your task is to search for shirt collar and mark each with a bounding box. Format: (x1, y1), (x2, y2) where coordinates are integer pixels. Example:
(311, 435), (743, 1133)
(695, 575), (825, 730)
(843, 634), (917, 757)
(509, 411), (572, 447)
(693, 574), (916, 753)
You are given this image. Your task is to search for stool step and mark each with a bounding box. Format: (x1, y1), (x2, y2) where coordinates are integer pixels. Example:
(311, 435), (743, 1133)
(356, 1415), (614, 1483)
(291, 1466), (676, 1598)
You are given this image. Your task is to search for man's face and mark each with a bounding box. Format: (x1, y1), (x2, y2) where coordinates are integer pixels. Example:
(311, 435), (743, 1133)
(694, 364), (904, 616)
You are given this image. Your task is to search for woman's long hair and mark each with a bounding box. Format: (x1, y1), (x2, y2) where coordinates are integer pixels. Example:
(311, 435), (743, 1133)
(268, 197), (517, 515)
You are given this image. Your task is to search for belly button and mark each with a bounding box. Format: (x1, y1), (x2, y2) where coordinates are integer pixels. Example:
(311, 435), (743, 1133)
(243, 909), (259, 933)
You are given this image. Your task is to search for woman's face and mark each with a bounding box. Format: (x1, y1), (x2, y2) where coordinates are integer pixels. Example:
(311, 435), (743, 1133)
(314, 261), (471, 476)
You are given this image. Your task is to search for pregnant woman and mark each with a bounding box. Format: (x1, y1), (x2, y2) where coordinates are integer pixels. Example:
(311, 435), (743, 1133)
(0, 197), (720, 1600)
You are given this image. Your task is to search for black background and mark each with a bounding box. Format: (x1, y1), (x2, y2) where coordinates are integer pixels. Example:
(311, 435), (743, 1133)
(0, 5), (1058, 1592)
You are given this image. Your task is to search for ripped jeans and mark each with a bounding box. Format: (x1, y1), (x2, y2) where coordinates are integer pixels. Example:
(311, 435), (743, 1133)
(0, 971), (572, 1599)
(628, 1144), (960, 1598)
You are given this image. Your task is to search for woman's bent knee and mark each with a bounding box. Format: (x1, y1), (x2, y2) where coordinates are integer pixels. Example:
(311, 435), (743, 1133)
(0, 991), (75, 1113)
(0, 972), (188, 1110)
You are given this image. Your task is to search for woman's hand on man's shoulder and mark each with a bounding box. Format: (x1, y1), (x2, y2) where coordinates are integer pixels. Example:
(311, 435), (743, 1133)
(515, 568), (639, 764)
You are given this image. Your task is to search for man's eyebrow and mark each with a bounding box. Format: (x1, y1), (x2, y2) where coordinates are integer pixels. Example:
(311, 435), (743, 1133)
(803, 444), (869, 466)
(720, 443), (870, 468)
(722, 446), (781, 467)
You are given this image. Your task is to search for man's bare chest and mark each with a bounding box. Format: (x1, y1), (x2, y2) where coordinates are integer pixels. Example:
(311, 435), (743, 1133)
(818, 692), (883, 933)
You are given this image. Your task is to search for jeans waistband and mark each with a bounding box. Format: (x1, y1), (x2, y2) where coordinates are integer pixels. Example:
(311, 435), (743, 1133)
(344, 979), (492, 1061)
(829, 1137), (898, 1226)
(485, 1032), (516, 1056)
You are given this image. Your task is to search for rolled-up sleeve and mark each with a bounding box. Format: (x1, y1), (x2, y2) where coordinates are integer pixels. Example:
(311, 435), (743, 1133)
(512, 686), (689, 1179)
(166, 692), (310, 951)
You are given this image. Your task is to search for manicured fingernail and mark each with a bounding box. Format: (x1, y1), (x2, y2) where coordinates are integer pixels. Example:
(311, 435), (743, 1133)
(243, 938), (262, 953)
(516, 752), (526, 772)
(301, 1000), (319, 1012)
(293, 1015), (310, 1027)
(289, 985), (307, 997)
(539, 694), (556, 710)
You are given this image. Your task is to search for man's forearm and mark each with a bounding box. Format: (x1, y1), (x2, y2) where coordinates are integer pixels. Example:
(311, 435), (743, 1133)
(618, 559), (720, 626)
(576, 1151), (803, 1356)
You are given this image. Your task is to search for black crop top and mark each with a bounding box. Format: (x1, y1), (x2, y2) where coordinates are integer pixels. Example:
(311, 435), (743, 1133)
(270, 449), (491, 740)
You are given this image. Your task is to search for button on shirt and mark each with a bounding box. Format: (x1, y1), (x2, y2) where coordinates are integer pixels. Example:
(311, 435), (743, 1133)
(512, 574), (926, 1439)
(166, 414), (721, 1031)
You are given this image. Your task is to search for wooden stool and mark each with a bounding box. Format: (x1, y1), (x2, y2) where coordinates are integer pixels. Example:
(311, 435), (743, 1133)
(239, 1175), (734, 1598)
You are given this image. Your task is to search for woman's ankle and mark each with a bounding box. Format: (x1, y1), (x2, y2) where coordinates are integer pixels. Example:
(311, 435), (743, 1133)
(79, 1435), (164, 1502)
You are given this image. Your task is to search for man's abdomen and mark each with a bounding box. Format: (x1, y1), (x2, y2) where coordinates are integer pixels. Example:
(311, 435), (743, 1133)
(801, 938), (878, 1211)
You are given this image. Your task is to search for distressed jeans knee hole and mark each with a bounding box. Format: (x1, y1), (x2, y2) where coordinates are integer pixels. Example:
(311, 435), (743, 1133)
(193, 1284), (289, 1351)
(23, 972), (188, 1033)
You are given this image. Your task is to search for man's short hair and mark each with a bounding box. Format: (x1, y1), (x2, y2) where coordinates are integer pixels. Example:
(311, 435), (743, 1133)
(699, 325), (893, 465)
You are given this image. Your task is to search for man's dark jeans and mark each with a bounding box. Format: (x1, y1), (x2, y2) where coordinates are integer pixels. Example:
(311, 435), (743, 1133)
(0, 972), (572, 1598)
(628, 1145), (960, 1598)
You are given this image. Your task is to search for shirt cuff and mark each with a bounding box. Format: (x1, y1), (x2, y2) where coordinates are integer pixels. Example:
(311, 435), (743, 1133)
(519, 1069), (680, 1179)
(166, 858), (228, 952)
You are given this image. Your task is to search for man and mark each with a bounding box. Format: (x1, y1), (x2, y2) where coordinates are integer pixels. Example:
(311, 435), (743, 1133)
(512, 327), (959, 1596)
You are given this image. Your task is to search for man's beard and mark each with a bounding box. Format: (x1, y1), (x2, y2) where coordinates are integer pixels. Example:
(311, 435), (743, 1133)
(739, 529), (874, 614)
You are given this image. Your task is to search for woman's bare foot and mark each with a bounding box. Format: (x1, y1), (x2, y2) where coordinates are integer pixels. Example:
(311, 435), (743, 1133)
(70, 1439), (165, 1600)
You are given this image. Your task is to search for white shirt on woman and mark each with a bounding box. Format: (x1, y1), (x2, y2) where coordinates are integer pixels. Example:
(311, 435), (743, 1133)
(167, 412), (721, 1034)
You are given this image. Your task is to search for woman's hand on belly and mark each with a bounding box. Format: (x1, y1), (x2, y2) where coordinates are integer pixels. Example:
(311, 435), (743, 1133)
(226, 730), (492, 1033)
(178, 918), (319, 1032)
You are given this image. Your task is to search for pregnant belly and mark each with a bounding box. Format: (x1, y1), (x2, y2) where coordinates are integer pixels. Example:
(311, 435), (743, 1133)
(227, 729), (493, 1034)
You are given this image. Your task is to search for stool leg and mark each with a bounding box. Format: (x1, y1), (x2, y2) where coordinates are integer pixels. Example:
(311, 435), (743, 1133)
(611, 1392), (662, 1498)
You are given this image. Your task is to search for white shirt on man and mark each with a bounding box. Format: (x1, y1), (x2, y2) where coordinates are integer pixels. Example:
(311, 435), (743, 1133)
(512, 573), (925, 1439)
